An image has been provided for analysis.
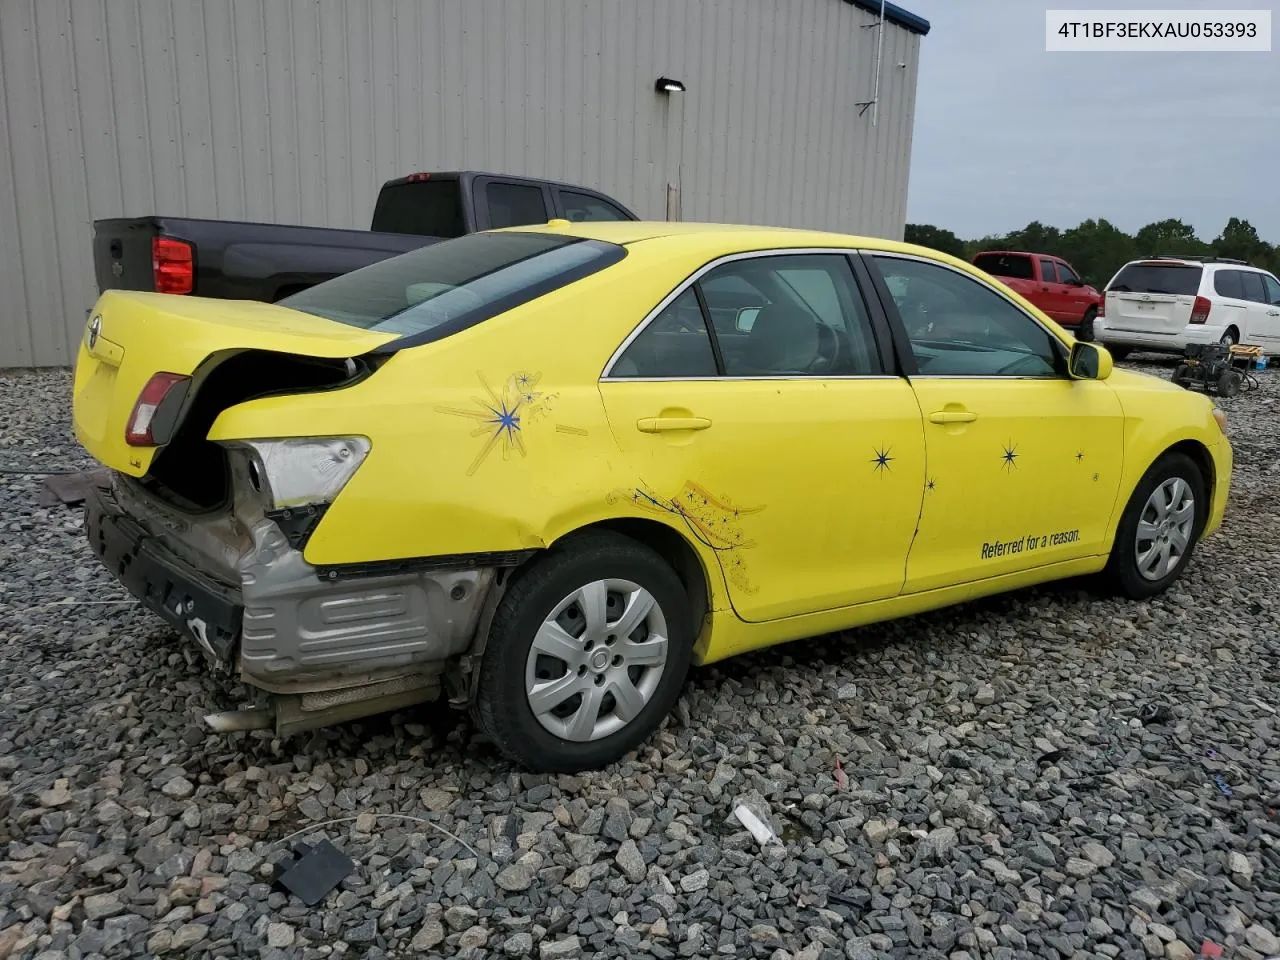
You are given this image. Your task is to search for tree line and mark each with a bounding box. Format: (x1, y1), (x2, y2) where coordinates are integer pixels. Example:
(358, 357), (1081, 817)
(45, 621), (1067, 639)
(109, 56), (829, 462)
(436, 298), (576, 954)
(905, 217), (1280, 287)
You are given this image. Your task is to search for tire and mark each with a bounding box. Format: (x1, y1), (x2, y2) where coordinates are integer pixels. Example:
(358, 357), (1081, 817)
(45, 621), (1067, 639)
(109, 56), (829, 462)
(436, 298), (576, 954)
(1216, 369), (1242, 398)
(1101, 452), (1206, 600)
(1170, 363), (1191, 387)
(474, 531), (693, 772)
(1108, 346), (1132, 361)
(1221, 328), (1239, 347)
(1078, 307), (1097, 342)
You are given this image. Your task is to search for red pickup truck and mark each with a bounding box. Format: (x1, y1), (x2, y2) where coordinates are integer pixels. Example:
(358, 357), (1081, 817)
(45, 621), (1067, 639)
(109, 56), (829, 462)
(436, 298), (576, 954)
(972, 251), (1103, 339)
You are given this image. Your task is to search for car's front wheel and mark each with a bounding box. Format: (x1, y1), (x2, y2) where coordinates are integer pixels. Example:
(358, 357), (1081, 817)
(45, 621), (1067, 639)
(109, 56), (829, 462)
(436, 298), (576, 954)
(474, 532), (693, 772)
(1101, 452), (1205, 599)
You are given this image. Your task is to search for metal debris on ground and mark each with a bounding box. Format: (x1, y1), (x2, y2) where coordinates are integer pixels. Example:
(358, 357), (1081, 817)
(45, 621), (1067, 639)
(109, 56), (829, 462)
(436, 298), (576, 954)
(272, 839), (356, 906)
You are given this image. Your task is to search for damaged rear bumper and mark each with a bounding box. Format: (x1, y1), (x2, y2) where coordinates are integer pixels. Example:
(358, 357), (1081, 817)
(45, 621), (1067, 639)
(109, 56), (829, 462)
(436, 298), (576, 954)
(83, 475), (500, 735)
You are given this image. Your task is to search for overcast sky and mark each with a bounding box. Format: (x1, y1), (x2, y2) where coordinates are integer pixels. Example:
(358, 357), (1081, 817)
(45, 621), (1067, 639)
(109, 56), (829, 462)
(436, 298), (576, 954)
(903, 0), (1280, 243)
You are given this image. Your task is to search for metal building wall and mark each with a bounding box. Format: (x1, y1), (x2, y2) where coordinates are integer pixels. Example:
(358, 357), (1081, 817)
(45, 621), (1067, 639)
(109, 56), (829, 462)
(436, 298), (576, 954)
(0, 0), (922, 368)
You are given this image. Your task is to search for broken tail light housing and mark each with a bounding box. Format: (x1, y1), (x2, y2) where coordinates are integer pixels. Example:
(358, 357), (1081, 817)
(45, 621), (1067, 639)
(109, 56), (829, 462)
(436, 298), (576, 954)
(238, 437), (371, 509)
(126, 372), (191, 446)
(1189, 295), (1212, 324)
(153, 236), (194, 294)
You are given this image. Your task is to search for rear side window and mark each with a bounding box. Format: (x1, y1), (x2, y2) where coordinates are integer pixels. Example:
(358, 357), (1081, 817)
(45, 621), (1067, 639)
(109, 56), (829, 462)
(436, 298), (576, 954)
(1240, 271), (1267, 303)
(610, 289), (718, 378)
(559, 190), (631, 222)
(1109, 262), (1202, 296)
(486, 183), (550, 228)
(973, 253), (1034, 280)
(281, 232), (625, 346)
(1214, 270), (1244, 300)
(370, 180), (465, 238)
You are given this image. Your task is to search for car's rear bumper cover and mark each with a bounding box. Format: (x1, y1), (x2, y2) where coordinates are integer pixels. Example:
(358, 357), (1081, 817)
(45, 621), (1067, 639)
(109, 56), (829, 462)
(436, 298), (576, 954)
(1095, 320), (1232, 352)
(84, 475), (496, 722)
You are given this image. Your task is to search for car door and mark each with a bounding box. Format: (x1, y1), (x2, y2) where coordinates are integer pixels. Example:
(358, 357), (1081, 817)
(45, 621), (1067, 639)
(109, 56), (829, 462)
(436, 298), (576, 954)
(1238, 271), (1272, 346)
(599, 251), (926, 623)
(1038, 257), (1065, 320)
(1054, 260), (1091, 324)
(1260, 274), (1280, 351)
(865, 253), (1125, 594)
(1211, 269), (1252, 341)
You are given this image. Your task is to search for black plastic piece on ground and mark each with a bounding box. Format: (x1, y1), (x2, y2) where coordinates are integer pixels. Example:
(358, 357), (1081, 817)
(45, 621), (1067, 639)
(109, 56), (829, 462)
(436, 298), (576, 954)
(272, 840), (355, 906)
(1138, 702), (1174, 725)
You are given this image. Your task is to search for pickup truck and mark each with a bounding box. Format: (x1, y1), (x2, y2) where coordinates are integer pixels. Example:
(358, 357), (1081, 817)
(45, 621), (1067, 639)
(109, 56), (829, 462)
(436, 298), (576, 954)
(92, 171), (638, 303)
(971, 250), (1103, 340)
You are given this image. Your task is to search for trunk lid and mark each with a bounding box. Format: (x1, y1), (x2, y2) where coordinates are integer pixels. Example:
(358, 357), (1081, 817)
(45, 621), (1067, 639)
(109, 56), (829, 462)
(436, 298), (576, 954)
(1104, 261), (1202, 334)
(73, 290), (396, 476)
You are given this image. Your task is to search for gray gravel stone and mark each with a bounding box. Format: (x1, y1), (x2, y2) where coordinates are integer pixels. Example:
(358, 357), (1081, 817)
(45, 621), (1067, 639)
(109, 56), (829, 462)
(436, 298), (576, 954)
(2, 364), (1278, 960)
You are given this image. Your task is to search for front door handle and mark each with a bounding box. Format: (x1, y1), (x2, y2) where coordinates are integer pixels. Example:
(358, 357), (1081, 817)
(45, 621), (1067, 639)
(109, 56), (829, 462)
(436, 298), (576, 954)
(929, 410), (977, 424)
(637, 416), (712, 433)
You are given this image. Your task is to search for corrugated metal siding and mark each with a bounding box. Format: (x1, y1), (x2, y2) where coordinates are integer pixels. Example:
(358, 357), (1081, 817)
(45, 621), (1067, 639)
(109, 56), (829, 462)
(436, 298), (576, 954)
(0, 0), (921, 368)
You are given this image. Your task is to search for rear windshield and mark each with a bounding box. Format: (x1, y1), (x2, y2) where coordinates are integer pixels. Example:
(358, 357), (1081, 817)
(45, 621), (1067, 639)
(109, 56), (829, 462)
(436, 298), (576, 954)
(1109, 262), (1202, 296)
(371, 180), (466, 238)
(973, 253), (1034, 280)
(282, 232), (625, 347)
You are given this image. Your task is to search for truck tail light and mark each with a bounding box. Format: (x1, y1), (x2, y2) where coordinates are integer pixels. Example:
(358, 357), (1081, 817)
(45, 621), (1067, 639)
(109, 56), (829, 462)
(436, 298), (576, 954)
(126, 372), (190, 446)
(152, 236), (194, 294)
(1189, 296), (1212, 324)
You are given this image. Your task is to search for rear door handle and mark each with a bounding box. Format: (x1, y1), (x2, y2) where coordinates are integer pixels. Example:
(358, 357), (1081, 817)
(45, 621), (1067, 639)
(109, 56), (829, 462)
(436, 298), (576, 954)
(929, 410), (977, 424)
(637, 416), (712, 433)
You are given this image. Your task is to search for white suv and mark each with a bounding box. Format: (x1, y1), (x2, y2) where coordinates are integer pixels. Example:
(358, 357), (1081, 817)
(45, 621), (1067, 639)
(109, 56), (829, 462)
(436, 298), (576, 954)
(1093, 256), (1280, 359)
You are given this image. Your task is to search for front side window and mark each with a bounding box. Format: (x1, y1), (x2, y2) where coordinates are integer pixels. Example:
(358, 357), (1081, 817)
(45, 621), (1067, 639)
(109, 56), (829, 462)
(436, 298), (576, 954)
(1057, 262), (1081, 284)
(610, 289), (717, 378)
(281, 233), (624, 343)
(697, 255), (880, 377)
(1263, 274), (1280, 305)
(486, 182), (549, 228)
(872, 256), (1062, 378)
(1240, 271), (1267, 303)
(559, 190), (631, 222)
(1039, 258), (1058, 283)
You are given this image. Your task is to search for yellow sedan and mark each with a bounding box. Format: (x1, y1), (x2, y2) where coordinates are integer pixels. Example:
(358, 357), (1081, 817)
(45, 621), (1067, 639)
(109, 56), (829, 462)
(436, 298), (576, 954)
(73, 221), (1232, 772)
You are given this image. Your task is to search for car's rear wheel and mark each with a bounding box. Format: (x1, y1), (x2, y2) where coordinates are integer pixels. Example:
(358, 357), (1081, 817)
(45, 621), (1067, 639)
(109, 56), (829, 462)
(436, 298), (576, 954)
(1221, 327), (1239, 347)
(1101, 452), (1205, 599)
(474, 532), (693, 772)
(1078, 307), (1097, 342)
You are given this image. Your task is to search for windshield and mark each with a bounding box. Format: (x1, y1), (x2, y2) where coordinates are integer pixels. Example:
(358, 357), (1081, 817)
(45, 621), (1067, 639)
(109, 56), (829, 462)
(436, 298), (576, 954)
(281, 232), (625, 345)
(1109, 262), (1202, 296)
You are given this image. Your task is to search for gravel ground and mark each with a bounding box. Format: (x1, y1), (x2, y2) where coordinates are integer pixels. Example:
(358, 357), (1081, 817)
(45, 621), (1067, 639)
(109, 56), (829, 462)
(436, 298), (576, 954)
(1, 361), (1278, 960)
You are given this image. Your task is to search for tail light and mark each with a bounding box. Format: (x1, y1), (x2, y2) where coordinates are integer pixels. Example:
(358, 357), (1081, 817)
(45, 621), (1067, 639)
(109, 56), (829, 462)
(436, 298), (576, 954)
(1098, 293), (1106, 318)
(152, 236), (194, 294)
(1189, 296), (1211, 324)
(126, 372), (190, 446)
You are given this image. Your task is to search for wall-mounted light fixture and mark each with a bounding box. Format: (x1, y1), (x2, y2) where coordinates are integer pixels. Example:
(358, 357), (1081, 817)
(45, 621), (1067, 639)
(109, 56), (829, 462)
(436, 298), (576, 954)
(655, 77), (686, 94)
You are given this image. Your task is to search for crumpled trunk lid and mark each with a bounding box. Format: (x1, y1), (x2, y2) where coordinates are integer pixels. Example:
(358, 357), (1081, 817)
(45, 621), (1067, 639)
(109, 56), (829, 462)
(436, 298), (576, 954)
(73, 290), (395, 476)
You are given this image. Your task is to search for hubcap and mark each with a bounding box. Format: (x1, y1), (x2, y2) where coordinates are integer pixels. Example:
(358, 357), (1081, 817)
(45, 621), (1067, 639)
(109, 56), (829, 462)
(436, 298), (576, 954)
(524, 579), (669, 742)
(1134, 477), (1195, 581)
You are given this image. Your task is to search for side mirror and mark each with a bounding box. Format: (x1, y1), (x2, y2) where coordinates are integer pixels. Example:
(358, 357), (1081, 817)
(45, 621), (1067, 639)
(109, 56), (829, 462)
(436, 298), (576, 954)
(1069, 340), (1113, 380)
(736, 307), (761, 332)
(1066, 277), (1085, 287)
